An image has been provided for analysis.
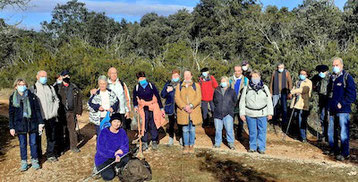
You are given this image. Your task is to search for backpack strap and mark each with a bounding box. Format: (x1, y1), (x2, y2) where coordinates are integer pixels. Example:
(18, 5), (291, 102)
(136, 82), (153, 92)
(343, 72), (349, 89)
(179, 82), (196, 91)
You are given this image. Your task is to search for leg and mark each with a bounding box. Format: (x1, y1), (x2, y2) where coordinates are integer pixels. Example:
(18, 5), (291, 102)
(298, 110), (307, 141)
(36, 131), (42, 159)
(66, 112), (78, 150)
(223, 115), (235, 145)
(328, 114), (335, 149)
(168, 115), (176, 138)
(182, 124), (189, 146)
(338, 113), (350, 157)
(45, 118), (57, 158)
(147, 111), (158, 142)
(29, 132), (39, 159)
(201, 101), (209, 122)
(141, 110), (150, 143)
(209, 101), (215, 115)
(214, 118), (224, 147)
(272, 94), (280, 122)
(257, 117), (268, 152)
(246, 116), (258, 151)
(189, 121), (196, 146)
(97, 159), (116, 181)
(18, 134), (28, 161)
(281, 93), (288, 124)
(237, 113), (244, 140)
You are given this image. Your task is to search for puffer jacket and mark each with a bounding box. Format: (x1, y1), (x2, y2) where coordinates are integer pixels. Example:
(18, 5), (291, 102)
(239, 84), (273, 118)
(213, 87), (237, 120)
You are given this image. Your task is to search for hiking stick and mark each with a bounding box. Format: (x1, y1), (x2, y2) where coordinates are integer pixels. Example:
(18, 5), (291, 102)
(136, 112), (144, 159)
(282, 95), (299, 141)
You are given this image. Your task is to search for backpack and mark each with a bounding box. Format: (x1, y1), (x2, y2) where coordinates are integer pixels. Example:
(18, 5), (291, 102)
(118, 157), (152, 182)
(179, 81), (197, 91)
(246, 85), (269, 97)
(343, 72), (350, 89)
(135, 82), (153, 92)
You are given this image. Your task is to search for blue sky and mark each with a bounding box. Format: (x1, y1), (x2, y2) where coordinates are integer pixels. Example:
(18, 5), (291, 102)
(0, 0), (346, 31)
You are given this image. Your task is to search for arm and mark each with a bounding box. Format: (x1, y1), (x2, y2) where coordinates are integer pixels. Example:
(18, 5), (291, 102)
(175, 84), (186, 109)
(239, 86), (247, 116)
(160, 83), (169, 99)
(8, 95), (15, 129)
(211, 76), (218, 89)
(51, 86), (60, 117)
(88, 94), (100, 111)
(152, 83), (163, 109)
(76, 89), (83, 115)
(96, 131), (116, 159)
(341, 75), (357, 106)
(117, 130), (129, 157)
(33, 94), (44, 125)
(269, 72), (274, 95)
(232, 90), (238, 109)
(123, 83), (131, 112)
(191, 83), (202, 108)
(265, 86), (274, 116)
(132, 86), (138, 108)
(111, 94), (120, 112)
(287, 71), (293, 91)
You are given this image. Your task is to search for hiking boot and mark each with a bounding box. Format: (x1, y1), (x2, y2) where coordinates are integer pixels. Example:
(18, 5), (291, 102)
(31, 159), (40, 170)
(258, 150), (265, 154)
(302, 139), (307, 143)
(71, 148), (81, 153)
(336, 155), (346, 161)
(142, 142), (148, 151)
(20, 160), (28, 172)
(248, 149), (256, 153)
(47, 156), (58, 162)
(167, 137), (174, 146)
(152, 141), (159, 150)
(323, 150), (335, 156)
(228, 143), (236, 150)
(183, 146), (190, 154)
(213, 145), (220, 148)
(189, 146), (195, 154)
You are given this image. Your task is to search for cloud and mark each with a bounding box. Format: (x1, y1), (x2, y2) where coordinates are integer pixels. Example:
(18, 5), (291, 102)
(2, 0), (194, 16)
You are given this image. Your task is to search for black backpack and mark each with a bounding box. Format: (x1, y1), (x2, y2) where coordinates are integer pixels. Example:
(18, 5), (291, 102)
(118, 157), (152, 182)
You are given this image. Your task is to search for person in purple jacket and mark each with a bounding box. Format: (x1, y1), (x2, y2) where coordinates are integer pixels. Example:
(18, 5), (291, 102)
(95, 113), (129, 181)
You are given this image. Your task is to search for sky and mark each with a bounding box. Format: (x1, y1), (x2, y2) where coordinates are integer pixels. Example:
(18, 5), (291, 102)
(0, 0), (347, 31)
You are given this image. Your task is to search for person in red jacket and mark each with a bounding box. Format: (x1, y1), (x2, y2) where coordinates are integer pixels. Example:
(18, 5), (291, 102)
(199, 68), (218, 127)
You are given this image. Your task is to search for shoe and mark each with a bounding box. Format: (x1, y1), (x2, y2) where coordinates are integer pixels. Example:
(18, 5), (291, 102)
(31, 159), (41, 170)
(183, 146), (190, 154)
(213, 145), (220, 148)
(152, 141), (159, 150)
(179, 138), (183, 146)
(258, 150), (265, 154)
(323, 150), (335, 156)
(336, 155), (346, 161)
(20, 160), (28, 172)
(142, 142), (148, 151)
(71, 148), (81, 153)
(167, 137), (174, 146)
(248, 149), (256, 153)
(228, 143), (236, 150)
(47, 156), (58, 162)
(302, 139), (307, 143)
(189, 146), (195, 154)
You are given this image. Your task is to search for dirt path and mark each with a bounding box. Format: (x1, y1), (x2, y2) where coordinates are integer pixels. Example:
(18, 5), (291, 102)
(0, 97), (357, 182)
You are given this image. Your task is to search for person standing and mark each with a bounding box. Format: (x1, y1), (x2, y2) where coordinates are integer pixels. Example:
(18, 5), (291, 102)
(269, 63), (293, 129)
(241, 61), (252, 79)
(199, 67), (218, 127)
(326, 57), (356, 161)
(289, 69), (312, 143)
(31, 71), (60, 162)
(229, 65), (248, 141)
(239, 71), (273, 154)
(161, 69), (182, 146)
(57, 70), (83, 153)
(175, 71), (202, 154)
(213, 76), (237, 149)
(9, 79), (44, 171)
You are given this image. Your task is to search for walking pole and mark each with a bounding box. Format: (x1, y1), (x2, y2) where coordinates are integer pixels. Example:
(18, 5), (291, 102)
(282, 95), (298, 141)
(136, 112), (144, 159)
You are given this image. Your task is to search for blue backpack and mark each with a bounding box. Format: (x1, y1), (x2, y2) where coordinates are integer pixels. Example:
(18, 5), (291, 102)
(100, 111), (111, 130)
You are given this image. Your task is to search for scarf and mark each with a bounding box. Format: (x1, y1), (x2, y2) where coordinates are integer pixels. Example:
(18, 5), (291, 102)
(12, 90), (32, 118)
(249, 80), (264, 92)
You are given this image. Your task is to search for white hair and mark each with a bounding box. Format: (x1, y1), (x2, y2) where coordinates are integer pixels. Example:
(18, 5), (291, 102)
(332, 57), (343, 65)
(98, 75), (108, 83)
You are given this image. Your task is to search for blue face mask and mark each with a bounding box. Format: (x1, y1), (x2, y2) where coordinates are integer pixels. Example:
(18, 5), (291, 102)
(172, 77), (180, 82)
(139, 79), (148, 88)
(299, 75), (306, 80)
(220, 82), (228, 88)
(319, 72), (326, 78)
(333, 66), (340, 74)
(202, 72), (208, 77)
(17, 85), (27, 93)
(252, 78), (260, 85)
(39, 77), (47, 85)
(57, 80), (62, 84)
(278, 68), (284, 73)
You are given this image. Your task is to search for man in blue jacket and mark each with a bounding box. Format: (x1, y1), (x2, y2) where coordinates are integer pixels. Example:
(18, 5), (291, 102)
(326, 57), (357, 161)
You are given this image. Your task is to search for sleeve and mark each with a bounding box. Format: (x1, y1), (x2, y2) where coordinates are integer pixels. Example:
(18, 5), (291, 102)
(160, 82), (169, 99)
(76, 89), (83, 115)
(118, 130), (129, 157)
(88, 95), (100, 112)
(33, 94), (44, 125)
(341, 75), (357, 106)
(269, 72), (274, 94)
(239, 86), (247, 116)
(265, 86), (274, 116)
(132, 86), (138, 108)
(212, 76), (219, 89)
(8, 95), (15, 129)
(96, 131), (116, 159)
(191, 83), (202, 108)
(111, 93), (120, 112)
(152, 83), (163, 109)
(51, 86), (60, 117)
(123, 83), (131, 112)
(231, 90), (237, 109)
(287, 71), (293, 91)
(175, 84), (186, 110)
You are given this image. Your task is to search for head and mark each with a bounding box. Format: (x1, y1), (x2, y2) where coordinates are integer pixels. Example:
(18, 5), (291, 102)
(61, 70), (70, 84)
(107, 67), (118, 82)
(136, 71), (146, 82)
(299, 69), (308, 80)
(13, 78), (28, 93)
(36, 70), (48, 85)
(201, 67), (209, 77)
(98, 75), (108, 91)
(242, 61), (249, 71)
(56, 74), (63, 84)
(250, 70), (261, 84)
(171, 69), (180, 82)
(183, 70), (192, 82)
(277, 63), (285, 73)
(110, 114), (122, 130)
(234, 65), (242, 78)
(220, 76), (229, 88)
(332, 57), (343, 74)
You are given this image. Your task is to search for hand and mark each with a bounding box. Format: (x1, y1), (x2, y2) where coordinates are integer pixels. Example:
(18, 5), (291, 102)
(39, 124), (45, 131)
(90, 88), (98, 95)
(187, 108), (193, 114)
(99, 106), (104, 111)
(10, 129), (15, 137)
(167, 86), (174, 92)
(161, 110), (165, 117)
(267, 115), (272, 120)
(134, 107), (138, 113)
(184, 105), (191, 112)
(76, 114), (81, 118)
(288, 94), (292, 100)
(115, 155), (121, 162)
(337, 103), (342, 109)
(125, 112), (130, 119)
(108, 108), (114, 113)
(240, 115), (246, 122)
(115, 149), (123, 156)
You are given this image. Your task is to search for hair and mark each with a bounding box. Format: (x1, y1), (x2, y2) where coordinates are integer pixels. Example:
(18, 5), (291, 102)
(172, 69), (180, 75)
(331, 57), (343, 65)
(234, 65), (241, 69)
(108, 67), (117, 74)
(299, 69), (310, 76)
(13, 78), (28, 88)
(183, 70), (192, 76)
(37, 70), (46, 76)
(277, 63), (284, 67)
(136, 71), (146, 79)
(250, 70), (261, 77)
(98, 75), (108, 83)
(220, 76), (229, 82)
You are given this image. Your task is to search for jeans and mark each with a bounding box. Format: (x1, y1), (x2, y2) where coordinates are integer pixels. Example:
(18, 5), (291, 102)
(96, 155), (130, 181)
(141, 109), (158, 143)
(328, 113), (350, 157)
(18, 132), (38, 160)
(246, 116), (267, 152)
(294, 110), (309, 140)
(45, 118), (57, 158)
(182, 120), (196, 146)
(272, 93), (288, 124)
(201, 101), (215, 121)
(214, 115), (234, 146)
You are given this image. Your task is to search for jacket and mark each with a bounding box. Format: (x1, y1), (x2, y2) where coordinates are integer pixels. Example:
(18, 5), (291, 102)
(9, 90), (44, 133)
(327, 70), (357, 114)
(88, 89), (119, 125)
(290, 79), (312, 111)
(199, 75), (218, 102)
(58, 83), (83, 115)
(213, 87), (237, 120)
(269, 70), (293, 95)
(160, 81), (178, 115)
(175, 81), (203, 125)
(137, 96), (167, 135)
(239, 85), (273, 118)
(31, 81), (60, 120)
(228, 75), (248, 113)
(108, 79), (131, 114)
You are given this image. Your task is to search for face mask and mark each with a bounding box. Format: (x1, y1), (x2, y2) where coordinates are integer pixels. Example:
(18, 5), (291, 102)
(242, 66), (248, 71)
(17, 85), (27, 93)
(252, 78), (260, 85)
(278, 68), (284, 73)
(299, 75), (306, 80)
(57, 79), (62, 84)
(172, 77), (180, 82)
(333, 66), (340, 74)
(319, 72), (326, 78)
(139, 79), (148, 88)
(220, 82), (228, 88)
(202, 72), (208, 77)
(63, 77), (70, 83)
(39, 77), (47, 85)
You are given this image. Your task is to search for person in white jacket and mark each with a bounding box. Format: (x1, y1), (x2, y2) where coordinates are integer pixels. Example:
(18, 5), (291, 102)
(239, 70), (273, 154)
(31, 70), (60, 162)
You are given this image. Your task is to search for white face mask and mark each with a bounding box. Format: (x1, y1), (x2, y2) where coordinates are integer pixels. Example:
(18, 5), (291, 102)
(242, 66), (248, 71)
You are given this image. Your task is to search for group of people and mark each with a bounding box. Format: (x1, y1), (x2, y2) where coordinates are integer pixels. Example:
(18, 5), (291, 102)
(8, 57), (357, 180)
